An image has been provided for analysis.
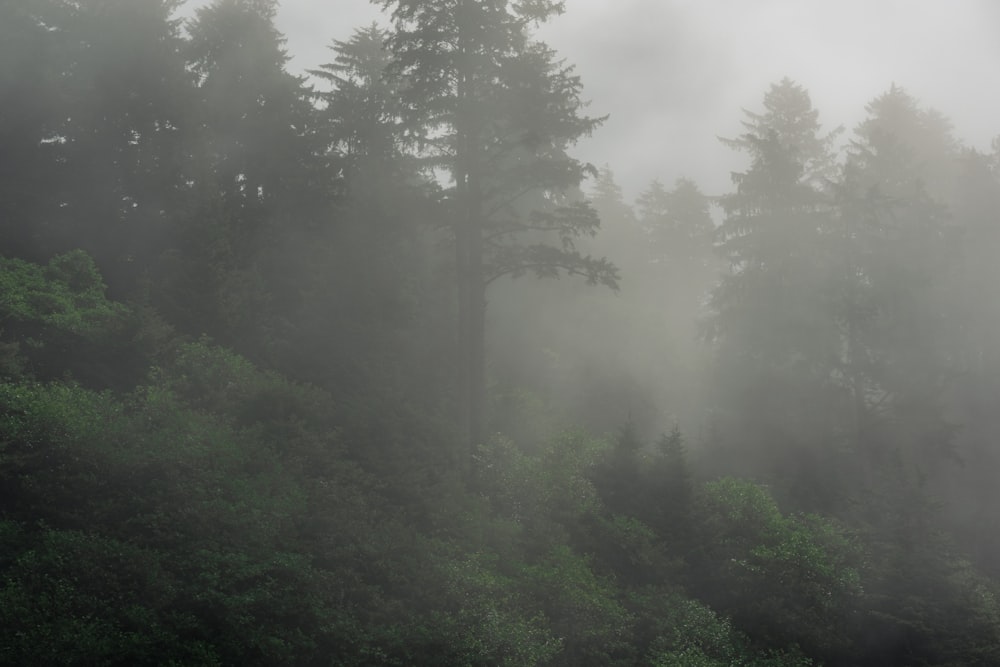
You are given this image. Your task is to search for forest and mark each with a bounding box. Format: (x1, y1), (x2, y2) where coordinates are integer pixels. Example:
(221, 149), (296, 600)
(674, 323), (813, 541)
(2, 0), (1000, 665)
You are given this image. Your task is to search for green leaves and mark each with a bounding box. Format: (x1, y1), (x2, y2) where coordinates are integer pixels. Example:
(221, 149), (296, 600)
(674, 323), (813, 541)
(0, 251), (127, 340)
(690, 479), (863, 662)
(644, 595), (814, 667)
(435, 550), (563, 666)
(0, 523), (211, 666)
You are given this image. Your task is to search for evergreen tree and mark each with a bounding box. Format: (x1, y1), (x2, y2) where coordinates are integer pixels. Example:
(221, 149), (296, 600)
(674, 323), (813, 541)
(377, 0), (618, 465)
(706, 79), (846, 507)
(311, 23), (408, 183)
(2, 0), (192, 296)
(638, 177), (715, 272)
(0, 0), (63, 263)
(591, 166), (639, 230)
(652, 425), (693, 534)
(185, 0), (318, 214)
(944, 146), (1000, 574)
(167, 0), (327, 358)
(636, 176), (717, 347)
(304, 24), (449, 400)
(595, 420), (644, 516)
(835, 85), (960, 474)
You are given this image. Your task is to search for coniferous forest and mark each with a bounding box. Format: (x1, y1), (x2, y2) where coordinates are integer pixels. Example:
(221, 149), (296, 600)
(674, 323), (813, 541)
(3, 1), (1000, 665)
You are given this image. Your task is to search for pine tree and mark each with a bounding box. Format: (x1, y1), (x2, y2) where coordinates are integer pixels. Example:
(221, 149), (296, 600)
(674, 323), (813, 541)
(168, 0), (327, 357)
(636, 176), (717, 326)
(835, 85), (961, 472)
(3, 0), (192, 296)
(706, 79), (846, 508)
(311, 24), (408, 184)
(304, 24), (447, 397)
(377, 0), (618, 467)
(650, 425), (693, 540)
(0, 0), (64, 263)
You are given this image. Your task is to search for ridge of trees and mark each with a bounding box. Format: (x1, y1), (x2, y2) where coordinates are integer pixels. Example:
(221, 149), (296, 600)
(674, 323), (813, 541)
(2, 1), (1000, 665)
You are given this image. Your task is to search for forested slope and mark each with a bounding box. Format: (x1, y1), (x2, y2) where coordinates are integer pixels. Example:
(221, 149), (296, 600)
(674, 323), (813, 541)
(2, 1), (1000, 665)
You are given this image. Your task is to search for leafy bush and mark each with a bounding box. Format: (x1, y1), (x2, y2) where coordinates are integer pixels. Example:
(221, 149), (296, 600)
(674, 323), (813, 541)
(645, 595), (814, 667)
(688, 478), (863, 662)
(0, 251), (126, 338)
(0, 250), (141, 386)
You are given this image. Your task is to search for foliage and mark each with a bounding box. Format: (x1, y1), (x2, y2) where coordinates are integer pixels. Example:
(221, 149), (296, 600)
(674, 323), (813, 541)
(689, 478), (863, 663)
(379, 0), (618, 449)
(2, 2), (1000, 665)
(517, 544), (633, 665)
(706, 80), (849, 504)
(0, 251), (142, 386)
(0, 251), (128, 340)
(434, 549), (563, 666)
(476, 431), (605, 547)
(644, 595), (814, 667)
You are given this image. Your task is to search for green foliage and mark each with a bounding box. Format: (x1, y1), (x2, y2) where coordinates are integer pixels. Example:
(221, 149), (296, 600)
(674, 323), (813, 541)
(650, 426), (694, 533)
(0, 522), (221, 666)
(153, 338), (308, 424)
(0, 250), (148, 387)
(0, 518), (384, 666)
(644, 595), (814, 667)
(0, 335), (391, 664)
(380, 0), (618, 449)
(434, 550), (563, 666)
(856, 487), (1000, 667)
(476, 431), (605, 547)
(690, 478), (863, 662)
(2, 2), (1000, 664)
(0, 251), (127, 339)
(582, 512), (677, 588)
(592, 421), (647, 517)
(1, 0), (192, 293)
(517, 544), (634, 665)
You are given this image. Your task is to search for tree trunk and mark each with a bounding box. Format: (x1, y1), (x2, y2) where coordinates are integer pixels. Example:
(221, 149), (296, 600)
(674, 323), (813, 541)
(454, 0), (485, 478)
(467, 166), (486, 459)
(456, 146), (485, 480)
(455, 181), (472, 476)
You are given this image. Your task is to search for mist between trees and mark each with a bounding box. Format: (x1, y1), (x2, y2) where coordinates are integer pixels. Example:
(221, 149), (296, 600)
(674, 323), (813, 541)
(2, 1), (1000, 665)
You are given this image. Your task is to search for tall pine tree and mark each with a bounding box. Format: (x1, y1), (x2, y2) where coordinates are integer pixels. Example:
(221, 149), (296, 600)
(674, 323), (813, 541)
(377, 0), (618, 466)
(167, 0), (327, 360)
(707, 79), (846, 508)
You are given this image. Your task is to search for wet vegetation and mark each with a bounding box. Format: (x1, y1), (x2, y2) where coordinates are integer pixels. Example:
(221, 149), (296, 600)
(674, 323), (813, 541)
(2, 1), (1000, 665)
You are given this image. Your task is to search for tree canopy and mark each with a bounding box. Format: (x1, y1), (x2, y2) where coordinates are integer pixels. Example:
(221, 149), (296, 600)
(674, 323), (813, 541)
(1, 3), (1000, 665)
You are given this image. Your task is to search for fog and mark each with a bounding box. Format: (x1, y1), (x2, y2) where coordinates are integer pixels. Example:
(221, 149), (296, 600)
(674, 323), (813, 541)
(249, 0), (1000, 439)
(3, 0), (1000, 664)
(264, 0), (1000, 198)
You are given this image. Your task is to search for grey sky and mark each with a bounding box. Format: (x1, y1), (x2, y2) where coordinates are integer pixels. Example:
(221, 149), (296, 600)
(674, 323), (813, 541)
(191, 0), (1000, 200)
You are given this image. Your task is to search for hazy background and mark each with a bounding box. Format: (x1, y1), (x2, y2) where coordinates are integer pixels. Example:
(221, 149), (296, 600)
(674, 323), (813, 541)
(174, 0), (1000, 440)
(191, 0), (1000, 199)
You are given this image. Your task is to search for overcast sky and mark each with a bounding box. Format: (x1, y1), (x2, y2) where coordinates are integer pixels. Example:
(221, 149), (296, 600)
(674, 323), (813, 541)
(188, 0), (1000, 200)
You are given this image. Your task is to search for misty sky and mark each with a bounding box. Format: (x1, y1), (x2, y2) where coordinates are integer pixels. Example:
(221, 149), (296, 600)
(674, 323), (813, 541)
(189, 0), (1000, 199)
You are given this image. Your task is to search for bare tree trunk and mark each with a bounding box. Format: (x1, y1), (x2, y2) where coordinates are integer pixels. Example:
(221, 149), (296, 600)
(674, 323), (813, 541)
(467, 167), (486, 462)
(455, 145), (485, 480)
(455, 163), (485, 481)
(455, 183), (472, 477)
(454, 0), (485, 480)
